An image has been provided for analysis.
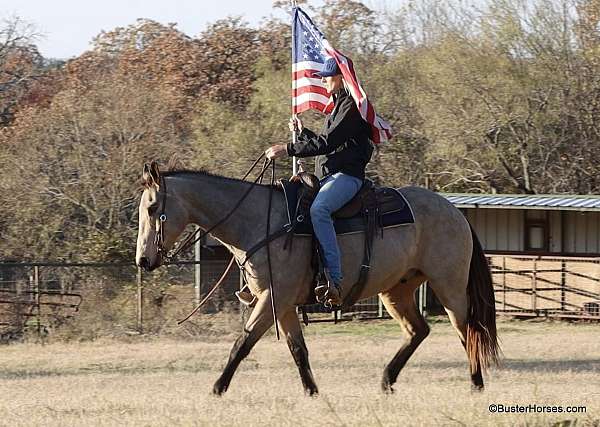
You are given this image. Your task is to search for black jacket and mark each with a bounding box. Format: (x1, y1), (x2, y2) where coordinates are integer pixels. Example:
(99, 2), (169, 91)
(286, 89), (373, 180)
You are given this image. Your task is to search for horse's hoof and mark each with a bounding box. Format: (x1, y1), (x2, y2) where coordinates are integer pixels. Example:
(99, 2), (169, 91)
(305, 386), (319, 397)
(471, 384), (484, 392)
(381, 380), (395, 394)
(212, 382), (227, 396)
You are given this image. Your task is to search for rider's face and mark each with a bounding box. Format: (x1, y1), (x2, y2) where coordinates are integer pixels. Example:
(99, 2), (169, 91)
(321, 75), (343, 94)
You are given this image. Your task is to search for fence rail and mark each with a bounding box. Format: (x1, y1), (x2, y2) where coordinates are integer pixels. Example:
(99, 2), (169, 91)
(1, 254), (599, 339)
(489, 255), (600, 320)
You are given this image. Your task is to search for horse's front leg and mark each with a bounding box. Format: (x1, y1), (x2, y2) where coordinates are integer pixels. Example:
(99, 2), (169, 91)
(213, 293), (274, 395)
(278, 309), (319, 396)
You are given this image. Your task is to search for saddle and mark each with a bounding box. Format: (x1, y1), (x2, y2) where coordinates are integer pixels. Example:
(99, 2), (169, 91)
(280, 172), (414, 236)
(279, 172), (415, 308)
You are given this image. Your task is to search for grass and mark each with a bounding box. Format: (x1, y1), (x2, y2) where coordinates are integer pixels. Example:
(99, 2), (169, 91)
(0, 317), (599, 426)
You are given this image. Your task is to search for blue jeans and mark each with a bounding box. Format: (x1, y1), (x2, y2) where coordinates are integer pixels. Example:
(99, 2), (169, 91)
(310, 172), (363, 284)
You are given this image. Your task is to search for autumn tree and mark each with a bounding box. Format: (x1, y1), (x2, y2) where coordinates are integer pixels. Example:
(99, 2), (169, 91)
(0, 17), (42, 127)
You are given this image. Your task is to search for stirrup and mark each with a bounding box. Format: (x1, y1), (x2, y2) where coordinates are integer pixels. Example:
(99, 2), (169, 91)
(314, 269), (332, 303)
(235, 288), (257, 307)
(316, 270), (342, 308)
(315, 284), (328, 303)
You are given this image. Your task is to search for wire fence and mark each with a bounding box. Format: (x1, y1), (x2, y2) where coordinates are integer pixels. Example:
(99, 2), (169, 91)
(0, 260), (241, 341)
(1, 254), (599, 340)
(488, 255), (600, 319)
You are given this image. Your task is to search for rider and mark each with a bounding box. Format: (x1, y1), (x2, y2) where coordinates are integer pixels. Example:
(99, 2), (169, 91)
(265, 57), (374, 306)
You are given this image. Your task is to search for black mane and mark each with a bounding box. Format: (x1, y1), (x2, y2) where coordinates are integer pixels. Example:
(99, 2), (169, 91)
(162, 168), (282, 190)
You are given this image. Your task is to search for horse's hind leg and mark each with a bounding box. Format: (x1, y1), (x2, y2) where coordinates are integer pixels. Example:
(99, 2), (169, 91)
(380, 281), (430, 393)
(278, 309), (318, 396)
(445, 299), (484, 390)
(430, 281), (484, 391)
(213, 293), (274, 395)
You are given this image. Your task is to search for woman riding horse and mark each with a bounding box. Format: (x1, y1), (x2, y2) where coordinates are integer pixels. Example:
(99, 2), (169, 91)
(265, 57), (374, 306)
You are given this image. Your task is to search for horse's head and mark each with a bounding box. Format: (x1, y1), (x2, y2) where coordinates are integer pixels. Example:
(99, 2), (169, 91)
(136, 161), (188, 271)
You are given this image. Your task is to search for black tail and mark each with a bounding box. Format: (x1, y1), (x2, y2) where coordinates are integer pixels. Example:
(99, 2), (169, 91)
(466, 225), (500, 371)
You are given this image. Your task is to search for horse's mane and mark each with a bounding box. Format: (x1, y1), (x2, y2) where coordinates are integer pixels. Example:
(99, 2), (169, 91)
(162, 168), (282, 190)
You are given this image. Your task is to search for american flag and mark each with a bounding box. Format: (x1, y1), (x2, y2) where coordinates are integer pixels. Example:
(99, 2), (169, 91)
(292, 6), (392, 144)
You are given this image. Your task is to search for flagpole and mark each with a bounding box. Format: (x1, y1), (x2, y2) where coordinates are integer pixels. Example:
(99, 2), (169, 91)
(291, 0), (298, 176)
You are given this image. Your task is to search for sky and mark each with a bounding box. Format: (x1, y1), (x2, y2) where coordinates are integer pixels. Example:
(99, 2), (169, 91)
(2, 0), (406, 60)
(1, 0), (293, 59)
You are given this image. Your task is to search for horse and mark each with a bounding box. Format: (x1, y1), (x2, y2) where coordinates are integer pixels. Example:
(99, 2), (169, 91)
(135, 161), (499, 396)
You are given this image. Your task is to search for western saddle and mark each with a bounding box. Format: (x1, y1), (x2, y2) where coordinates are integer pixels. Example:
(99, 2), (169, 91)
(283, 172), (411, 308)
(236, 171), (414, 310)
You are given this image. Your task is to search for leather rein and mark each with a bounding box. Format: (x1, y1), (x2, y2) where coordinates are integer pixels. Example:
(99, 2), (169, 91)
(153, 154), (270, 262)
(150, 154), (281, 336)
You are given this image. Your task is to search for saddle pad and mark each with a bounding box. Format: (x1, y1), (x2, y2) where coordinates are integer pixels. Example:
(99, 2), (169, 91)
(279, 179), (415, 236)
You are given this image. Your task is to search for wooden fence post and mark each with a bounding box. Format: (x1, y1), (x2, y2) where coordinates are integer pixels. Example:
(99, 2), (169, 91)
(560, 260), (566, 311)
(502, 256), (506, 312)
(195, 229), (202, 305)
(240, 265), (247, 324)
(137, 267), (143, 333)
(34, 265), (41, 337)
(532, 259), (537, 312)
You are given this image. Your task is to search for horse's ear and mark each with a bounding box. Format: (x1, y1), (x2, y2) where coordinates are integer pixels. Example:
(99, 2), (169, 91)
(150, 161), (161, 183)
(142, 161), (160, 187)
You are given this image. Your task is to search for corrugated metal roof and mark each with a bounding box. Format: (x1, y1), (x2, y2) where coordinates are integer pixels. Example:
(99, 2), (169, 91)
(442, 193), (600, 211)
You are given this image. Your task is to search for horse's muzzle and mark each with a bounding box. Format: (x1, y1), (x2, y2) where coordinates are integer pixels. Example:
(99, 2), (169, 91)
(138, 256), (162, 271)
(138, 257), (150, 271)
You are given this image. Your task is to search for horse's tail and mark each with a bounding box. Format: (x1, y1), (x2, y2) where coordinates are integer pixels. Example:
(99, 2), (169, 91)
(466, 225), (500, 372)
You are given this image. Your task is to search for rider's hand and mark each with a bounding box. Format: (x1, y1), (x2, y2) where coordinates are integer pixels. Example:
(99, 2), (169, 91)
(265, 144), (288, 160)
(288, 116), (303, 133)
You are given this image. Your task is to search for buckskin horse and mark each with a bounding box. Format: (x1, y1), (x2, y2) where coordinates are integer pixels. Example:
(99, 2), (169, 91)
(135, 161), (499, 395)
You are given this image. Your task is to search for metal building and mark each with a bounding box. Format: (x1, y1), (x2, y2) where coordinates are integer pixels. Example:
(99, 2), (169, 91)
(444, 193), (600, 256)
(443, 193), (600, 319)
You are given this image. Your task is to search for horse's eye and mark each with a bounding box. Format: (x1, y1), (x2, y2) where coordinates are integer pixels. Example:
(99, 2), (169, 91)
(148, 203), (158, 215)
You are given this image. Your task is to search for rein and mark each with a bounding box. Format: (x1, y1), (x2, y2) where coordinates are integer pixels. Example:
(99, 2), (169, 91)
(176, 257), (236, 325)
(155, 153), (269, 262)
(155, 154), (281, 336)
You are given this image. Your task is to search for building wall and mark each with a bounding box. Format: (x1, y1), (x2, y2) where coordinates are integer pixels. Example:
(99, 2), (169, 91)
(564, 211), (600, 254)
(464, 208), (600, 255)
(549, 211), (562, 252)
(464, 208), (524, 252)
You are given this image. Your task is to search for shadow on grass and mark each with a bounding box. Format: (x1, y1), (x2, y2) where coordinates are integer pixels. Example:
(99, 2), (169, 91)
(420, 358), (600, 373)
(0, 361), (215, 380)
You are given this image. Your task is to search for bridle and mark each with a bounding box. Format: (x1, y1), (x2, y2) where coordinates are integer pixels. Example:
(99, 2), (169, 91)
(153, 175), (169, 260)
(149, 154), (274, 264)
(145, 155), (282, 338)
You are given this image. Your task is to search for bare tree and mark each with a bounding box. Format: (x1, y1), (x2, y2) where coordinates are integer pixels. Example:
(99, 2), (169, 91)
(0, 17), (41, 126)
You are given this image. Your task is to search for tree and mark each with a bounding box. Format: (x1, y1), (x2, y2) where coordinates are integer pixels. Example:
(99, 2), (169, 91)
(0, 17), (42, 127)
(0, 76), (186, 261)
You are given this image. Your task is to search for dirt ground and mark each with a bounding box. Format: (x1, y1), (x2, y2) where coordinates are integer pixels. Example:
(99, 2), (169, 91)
(0, 317), (598, 426)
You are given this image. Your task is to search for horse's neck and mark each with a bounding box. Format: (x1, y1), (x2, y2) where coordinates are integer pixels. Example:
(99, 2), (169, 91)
(167, 173), (286, 253)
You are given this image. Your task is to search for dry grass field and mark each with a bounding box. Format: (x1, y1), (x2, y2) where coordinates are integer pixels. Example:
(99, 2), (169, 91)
(0, 317), (599, 427)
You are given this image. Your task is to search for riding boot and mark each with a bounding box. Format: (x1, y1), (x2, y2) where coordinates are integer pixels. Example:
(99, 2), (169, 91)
(315, 270), (342, 307)
(324, 282), (343, 307)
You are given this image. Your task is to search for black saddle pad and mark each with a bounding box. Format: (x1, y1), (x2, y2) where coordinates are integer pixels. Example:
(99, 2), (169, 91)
(279, 179), (415, 236)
